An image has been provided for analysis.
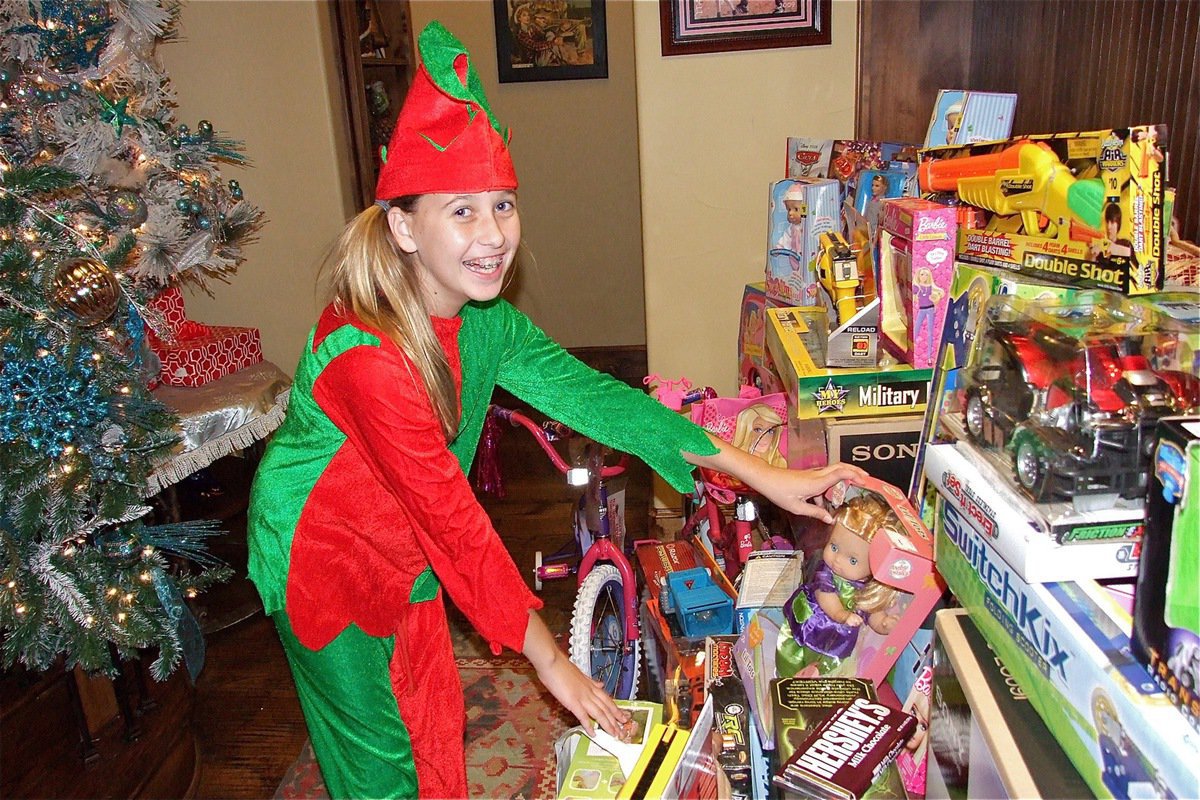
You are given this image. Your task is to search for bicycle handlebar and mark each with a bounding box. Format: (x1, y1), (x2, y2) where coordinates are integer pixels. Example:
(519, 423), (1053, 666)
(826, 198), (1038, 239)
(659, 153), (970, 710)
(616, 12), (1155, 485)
(488, 406), (628, 478)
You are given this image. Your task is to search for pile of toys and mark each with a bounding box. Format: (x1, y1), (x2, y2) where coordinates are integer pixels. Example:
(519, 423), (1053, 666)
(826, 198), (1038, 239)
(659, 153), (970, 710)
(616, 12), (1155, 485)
(558, 92), (1199, 799)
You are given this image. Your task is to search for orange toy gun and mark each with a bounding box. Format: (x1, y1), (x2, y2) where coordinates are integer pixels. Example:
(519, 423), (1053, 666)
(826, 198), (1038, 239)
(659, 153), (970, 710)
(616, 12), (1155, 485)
(918, 141), (1106, 245)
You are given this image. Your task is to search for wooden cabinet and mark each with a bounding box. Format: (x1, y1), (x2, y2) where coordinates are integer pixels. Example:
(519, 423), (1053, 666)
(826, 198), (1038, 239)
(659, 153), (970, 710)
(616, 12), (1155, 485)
(329, 0), (414, 209)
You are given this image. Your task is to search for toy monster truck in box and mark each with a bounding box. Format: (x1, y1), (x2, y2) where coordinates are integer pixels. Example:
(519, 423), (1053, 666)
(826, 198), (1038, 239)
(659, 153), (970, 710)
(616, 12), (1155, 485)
(960, 293), (1199, 503)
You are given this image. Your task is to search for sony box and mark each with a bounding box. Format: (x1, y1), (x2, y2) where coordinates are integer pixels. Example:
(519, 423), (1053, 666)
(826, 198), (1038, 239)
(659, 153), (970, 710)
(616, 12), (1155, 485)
(825, 413), (924, 491)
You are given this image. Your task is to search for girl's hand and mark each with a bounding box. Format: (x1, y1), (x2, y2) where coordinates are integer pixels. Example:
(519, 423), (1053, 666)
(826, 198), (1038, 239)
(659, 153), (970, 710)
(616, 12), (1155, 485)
(753, 463), (870, 523)
(522, 610), (631, 739)
(535, 648), (631, 739)
(686, 432), (869, 523)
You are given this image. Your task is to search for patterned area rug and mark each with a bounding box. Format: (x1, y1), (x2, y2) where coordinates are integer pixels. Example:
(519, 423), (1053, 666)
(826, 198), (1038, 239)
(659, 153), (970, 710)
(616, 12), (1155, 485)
(274, 623), (572, 799)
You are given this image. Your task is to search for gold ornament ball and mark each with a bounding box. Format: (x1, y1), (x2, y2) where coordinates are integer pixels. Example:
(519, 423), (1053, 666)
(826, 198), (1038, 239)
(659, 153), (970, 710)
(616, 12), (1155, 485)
(49, 258), (120, 327)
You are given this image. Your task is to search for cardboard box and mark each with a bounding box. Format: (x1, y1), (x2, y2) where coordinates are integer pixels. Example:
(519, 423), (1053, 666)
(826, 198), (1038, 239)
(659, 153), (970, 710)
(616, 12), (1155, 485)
(147, 286), (263, 387)
(826, 413), (924, 490)
(737, 282), (785, 395)
(765, 178), (842, 308)
(927, 609), (1091, 800)
(556, 700), (663, 799)
(925, 442), (1141, 582)
(1132, 416), (1200, 729)
(923, 90), (1018, 148)
(766, 307), (933, 421)
(934, 492), (1200, 799)
(705, 636), (753, 800)
(877, 198), (958, 369)
(917, 126), (1168, 295)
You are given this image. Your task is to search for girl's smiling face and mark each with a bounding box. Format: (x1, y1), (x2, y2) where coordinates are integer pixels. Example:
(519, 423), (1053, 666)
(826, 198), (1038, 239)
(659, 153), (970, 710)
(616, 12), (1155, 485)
(388, 190), (520, 317)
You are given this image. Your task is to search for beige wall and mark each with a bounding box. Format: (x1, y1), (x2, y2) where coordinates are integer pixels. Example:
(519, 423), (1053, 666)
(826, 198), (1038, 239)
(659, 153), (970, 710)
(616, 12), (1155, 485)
(160, 1), (351, 375)
(634, 0), (859, 396)
(410, 0), (645, 348)
(158, 0), (858, 383)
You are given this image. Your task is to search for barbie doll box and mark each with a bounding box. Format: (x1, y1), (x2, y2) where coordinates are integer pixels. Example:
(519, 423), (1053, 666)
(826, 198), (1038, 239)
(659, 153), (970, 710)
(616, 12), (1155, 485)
(927, 609), (1091, 800)
(877, 198), (958, 370)
(933, 485), (1200, 800)
(737, 282), (786, 395)
(765, 178), (841, 308)
(917, 126), (1168, 296)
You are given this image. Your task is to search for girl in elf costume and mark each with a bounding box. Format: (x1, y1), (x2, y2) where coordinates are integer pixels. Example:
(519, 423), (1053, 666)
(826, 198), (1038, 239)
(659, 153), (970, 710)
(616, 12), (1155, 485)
(246, 21), (865, 800)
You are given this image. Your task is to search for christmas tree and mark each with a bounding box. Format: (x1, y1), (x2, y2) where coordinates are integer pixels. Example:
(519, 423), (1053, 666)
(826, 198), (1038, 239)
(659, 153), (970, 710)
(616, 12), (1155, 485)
(0, 0), (263, 681)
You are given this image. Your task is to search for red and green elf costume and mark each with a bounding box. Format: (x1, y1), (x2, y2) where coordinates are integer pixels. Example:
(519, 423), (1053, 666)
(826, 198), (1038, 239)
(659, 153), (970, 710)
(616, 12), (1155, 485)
(246, 22), (715, 800)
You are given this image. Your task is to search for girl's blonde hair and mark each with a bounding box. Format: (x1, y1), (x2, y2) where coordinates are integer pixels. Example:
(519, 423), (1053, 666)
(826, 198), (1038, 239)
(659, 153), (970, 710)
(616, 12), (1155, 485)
(319, 200), (459, 441)
(834, 493), (903, 613)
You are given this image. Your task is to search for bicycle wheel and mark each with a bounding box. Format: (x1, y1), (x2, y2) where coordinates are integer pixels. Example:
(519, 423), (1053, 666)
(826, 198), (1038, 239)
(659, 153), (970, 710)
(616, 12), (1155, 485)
(569, 564), (641, 700)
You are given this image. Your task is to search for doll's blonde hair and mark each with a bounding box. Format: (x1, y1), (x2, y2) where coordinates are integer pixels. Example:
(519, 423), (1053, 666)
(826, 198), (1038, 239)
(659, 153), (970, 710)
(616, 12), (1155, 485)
(319, 200), (459, 442)
(729, 402), (786, 468)
(834, 494), (903, 613)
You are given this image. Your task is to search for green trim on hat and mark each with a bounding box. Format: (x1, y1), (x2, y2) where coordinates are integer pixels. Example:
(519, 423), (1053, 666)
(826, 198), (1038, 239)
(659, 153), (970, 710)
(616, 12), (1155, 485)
(418, 21), (509, 144)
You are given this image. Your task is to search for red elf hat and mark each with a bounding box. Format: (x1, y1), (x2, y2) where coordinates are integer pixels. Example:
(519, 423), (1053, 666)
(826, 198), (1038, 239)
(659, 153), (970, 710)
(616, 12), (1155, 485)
(374, 22), (517, 200)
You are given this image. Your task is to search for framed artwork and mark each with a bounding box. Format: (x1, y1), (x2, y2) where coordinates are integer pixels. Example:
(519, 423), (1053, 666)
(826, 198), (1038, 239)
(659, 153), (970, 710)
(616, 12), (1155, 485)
(494, 0), (608, 83)
(659, 0), (832, 56)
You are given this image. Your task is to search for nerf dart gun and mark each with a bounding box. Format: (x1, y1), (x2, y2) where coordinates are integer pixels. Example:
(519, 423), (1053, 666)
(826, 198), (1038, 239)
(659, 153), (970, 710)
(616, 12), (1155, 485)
(918, 141), (1105, 245)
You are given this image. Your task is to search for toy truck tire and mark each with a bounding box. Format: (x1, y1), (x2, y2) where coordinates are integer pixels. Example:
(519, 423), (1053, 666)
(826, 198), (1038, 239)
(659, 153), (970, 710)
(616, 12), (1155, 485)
(1012, 430), (1051, 501)
(965, 391), (987, 441)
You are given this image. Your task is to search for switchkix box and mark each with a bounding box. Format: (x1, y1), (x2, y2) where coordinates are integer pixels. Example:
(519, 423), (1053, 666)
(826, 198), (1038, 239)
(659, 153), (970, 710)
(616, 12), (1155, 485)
(931, 476), (1200, 799)
(917, 126), (1168, 295)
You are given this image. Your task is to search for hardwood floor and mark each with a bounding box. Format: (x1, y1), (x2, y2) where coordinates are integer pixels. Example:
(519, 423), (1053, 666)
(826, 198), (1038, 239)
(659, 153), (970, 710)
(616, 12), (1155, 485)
(188, 404), (654, 798)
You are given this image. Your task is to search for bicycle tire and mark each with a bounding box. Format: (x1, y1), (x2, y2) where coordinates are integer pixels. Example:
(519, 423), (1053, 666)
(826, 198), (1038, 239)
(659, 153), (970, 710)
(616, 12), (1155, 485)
(569, 564), (641, 700)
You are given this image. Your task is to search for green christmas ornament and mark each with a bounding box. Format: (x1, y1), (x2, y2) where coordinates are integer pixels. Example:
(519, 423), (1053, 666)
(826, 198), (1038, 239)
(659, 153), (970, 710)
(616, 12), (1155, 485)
(47, 258), (120, 327)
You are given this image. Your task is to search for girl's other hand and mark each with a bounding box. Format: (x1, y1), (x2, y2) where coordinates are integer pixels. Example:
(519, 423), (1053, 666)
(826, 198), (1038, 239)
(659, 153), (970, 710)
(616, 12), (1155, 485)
(535, 649), (631, 739)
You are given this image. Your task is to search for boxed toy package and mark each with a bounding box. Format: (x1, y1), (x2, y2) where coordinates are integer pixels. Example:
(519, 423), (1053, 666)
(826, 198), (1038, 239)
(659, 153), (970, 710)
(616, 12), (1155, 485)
(765, 177), (841, 308)
(737, 282), (785, 395)
(876, 198), (958, 369)
(941, 291), (1198, 538)
(917, 125), (1168, 295)
(704, 636), (753, 800)
(923, 89), (1017, 148)
(773, 477), (944, 687)
(932, 478), (1200, 799)
(556, 700), (663, 799)
(1132, 416), (1200, 729)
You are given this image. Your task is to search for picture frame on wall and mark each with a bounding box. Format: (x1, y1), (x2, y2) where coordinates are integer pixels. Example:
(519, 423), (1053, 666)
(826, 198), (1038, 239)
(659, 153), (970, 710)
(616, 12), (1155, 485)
(659, 0), (832, 56)
(493, 0), (609, 83)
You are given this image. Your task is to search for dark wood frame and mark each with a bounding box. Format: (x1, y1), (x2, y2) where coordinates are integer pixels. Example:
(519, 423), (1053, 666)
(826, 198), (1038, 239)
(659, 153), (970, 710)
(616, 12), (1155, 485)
(493, 0), (609, 83)
(659, 0), (831, 56)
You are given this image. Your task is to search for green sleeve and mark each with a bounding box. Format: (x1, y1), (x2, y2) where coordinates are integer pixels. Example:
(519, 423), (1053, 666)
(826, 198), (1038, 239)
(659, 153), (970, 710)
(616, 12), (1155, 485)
(486, 302), (717, 493)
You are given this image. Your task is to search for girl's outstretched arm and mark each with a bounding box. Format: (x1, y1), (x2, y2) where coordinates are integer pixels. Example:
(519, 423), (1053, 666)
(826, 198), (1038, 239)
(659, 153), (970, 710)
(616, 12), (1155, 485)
(522, 609), (632, 739)
(684, 433), (869, 523)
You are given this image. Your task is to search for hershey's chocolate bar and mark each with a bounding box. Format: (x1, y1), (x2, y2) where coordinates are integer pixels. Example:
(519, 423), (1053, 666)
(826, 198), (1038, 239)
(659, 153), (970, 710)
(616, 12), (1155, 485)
(774, 697), (917, 800)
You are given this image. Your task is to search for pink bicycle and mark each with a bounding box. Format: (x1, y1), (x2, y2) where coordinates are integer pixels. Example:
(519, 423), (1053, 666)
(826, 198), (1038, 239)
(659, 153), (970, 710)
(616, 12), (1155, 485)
(482, 406), (642, 700)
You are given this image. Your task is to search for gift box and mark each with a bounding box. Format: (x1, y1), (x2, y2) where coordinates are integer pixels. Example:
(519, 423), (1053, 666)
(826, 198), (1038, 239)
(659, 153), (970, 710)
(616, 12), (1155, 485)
(147, 287), (263, 388)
